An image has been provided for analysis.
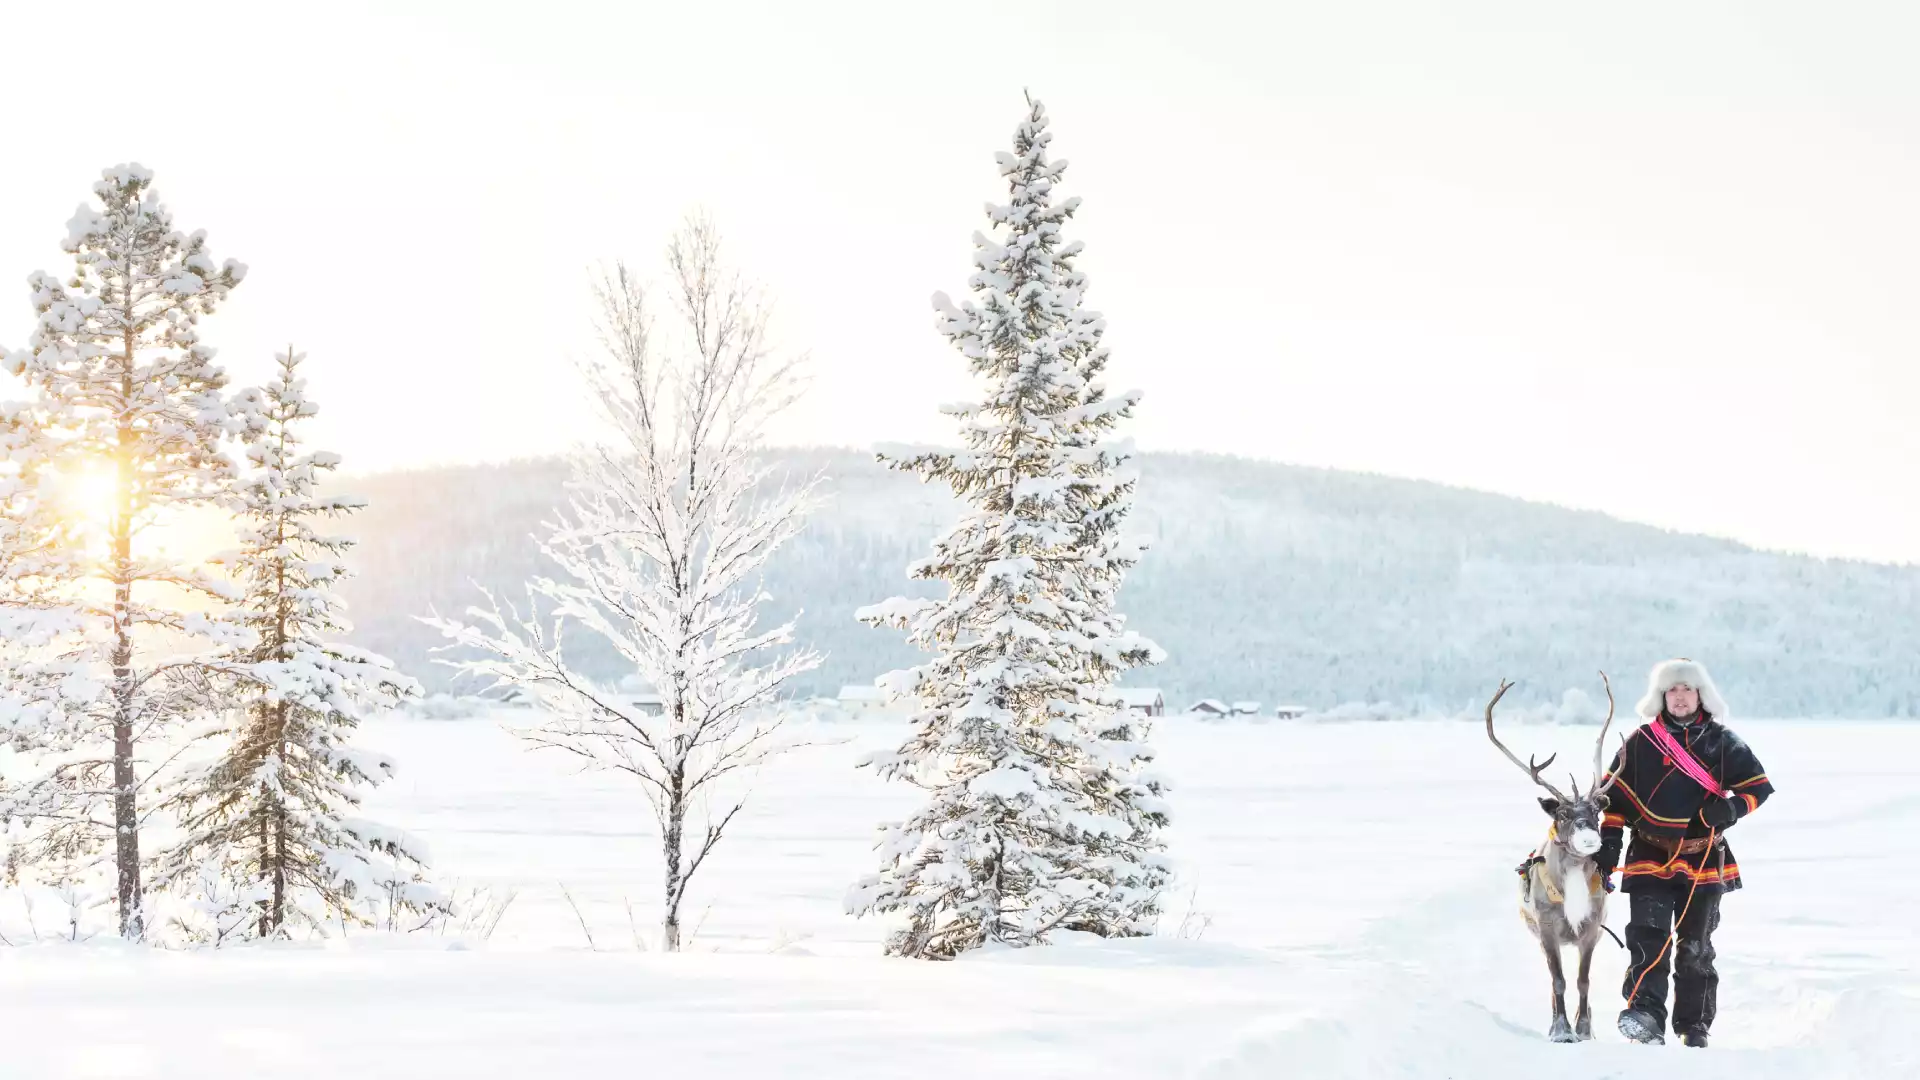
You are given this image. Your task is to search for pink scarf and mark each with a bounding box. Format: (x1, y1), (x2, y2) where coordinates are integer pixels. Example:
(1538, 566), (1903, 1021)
(1645, 719), (1732, 798)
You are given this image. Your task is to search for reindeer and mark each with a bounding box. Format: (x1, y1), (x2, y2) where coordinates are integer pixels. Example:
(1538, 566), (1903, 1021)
(1486, 674), (1618, 1043)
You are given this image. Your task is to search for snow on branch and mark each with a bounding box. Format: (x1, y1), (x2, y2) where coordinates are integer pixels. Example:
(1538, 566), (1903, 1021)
(425, 214), (821, 952)
(848, 96), (1170, 959)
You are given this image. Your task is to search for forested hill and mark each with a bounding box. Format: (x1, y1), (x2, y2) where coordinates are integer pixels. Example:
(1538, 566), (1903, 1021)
(338, 449), (1920, 717)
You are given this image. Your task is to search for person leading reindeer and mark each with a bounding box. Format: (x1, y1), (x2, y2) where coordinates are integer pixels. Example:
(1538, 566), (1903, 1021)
(1598, 658), (1775, 1048)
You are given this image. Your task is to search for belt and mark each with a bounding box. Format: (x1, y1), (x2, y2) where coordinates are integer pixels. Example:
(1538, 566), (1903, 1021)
(1640, 833), (1713, 856)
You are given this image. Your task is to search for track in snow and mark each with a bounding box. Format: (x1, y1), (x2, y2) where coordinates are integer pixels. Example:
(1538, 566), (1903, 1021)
(0, 716), (1913, 1077)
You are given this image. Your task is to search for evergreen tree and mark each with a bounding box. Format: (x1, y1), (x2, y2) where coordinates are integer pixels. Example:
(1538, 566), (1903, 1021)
(153, 349), (429, 939)
(0, 165), (247, 940)
(0, 407), (92, 886)
(848, 97), (1170, 958)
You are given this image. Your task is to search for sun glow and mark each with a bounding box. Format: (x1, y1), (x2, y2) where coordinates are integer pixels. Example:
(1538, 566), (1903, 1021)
(46, 458), (236, 594)
(57, 460), (121, 530)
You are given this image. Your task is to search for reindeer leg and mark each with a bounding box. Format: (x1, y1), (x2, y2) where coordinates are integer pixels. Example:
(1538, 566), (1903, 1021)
(1542, 936), (1575, 1042)
(1574, 934), (1597, 1041)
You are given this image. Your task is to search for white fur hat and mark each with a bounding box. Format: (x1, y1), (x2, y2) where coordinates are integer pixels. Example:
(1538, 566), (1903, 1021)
(1635, 658), (1730, 721)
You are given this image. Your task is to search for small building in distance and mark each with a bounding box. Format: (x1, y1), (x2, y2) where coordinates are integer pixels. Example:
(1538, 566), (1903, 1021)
(1186, 698), (1230, 718)
(1273, 704), (1310, 720)
(837, 685), (891, 713)
(622, 690), (664, 716)
(1230, 701), (1262, 717)
(616, 674), (665, 716)
(1117, 688), (1165, 718)
(485, 685), (528, 705)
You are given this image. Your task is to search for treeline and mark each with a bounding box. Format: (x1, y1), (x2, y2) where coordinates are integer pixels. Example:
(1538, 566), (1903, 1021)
(341, 448), (1920, 718)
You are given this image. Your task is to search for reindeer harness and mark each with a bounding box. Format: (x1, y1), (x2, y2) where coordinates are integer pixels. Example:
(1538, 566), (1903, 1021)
(1518, 824), (1607, 905)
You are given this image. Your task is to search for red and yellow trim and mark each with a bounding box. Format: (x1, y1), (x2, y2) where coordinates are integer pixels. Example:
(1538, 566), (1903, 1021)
(1739, 792), (1760, 814)
(1607, 778), (1693, 827)
(1622, 859), (1742, 885)
(1733, 774), (1768, 789)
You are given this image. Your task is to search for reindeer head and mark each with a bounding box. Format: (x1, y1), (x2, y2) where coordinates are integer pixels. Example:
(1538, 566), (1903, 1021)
(1486, 673), (1620, 860)
(1540, 789), (1609, 856)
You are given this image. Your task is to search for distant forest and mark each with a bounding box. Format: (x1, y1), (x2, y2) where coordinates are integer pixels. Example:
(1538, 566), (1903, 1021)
(340, 449), (1920, 718)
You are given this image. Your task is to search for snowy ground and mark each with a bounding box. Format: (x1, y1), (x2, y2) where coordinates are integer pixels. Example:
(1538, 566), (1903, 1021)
(2, 714), (1915, 1078)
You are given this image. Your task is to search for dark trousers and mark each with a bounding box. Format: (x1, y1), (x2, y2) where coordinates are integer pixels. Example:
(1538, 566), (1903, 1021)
(1622, 878), (1722, 1035)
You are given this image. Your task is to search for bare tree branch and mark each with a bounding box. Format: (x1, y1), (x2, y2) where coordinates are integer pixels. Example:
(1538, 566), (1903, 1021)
(423, 217), (820, 952)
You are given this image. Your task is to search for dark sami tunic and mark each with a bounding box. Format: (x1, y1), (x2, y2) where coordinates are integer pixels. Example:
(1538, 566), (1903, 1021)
(1597, 713), (1774, 895)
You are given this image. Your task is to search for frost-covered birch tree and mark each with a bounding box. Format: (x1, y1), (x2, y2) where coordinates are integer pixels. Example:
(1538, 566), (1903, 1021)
(848, 96), (1170, 959)
(152, 349), (430, 940)
(0, 165), (249, 940)
(425, 216), (821, 952)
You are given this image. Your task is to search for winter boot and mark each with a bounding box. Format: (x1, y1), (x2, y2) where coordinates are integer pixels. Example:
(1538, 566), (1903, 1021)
(1679, 1030), (1709, 1049)
(1617, 1009), (1665, 1045)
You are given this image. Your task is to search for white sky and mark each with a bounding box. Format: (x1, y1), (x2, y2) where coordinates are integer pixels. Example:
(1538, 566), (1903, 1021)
(2, 1), (1916, 563)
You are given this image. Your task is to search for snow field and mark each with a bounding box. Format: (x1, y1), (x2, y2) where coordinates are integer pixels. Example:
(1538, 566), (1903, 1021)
(1, 715), (1914, 1078)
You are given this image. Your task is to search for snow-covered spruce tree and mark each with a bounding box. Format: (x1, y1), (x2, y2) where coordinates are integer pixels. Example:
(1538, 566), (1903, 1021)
(152, 349), (431, 940)
(0, 165), (249, 940)
(0, 408), (94, 886)
(848, 96), (1170, 959)
(425, 216), (821, 952)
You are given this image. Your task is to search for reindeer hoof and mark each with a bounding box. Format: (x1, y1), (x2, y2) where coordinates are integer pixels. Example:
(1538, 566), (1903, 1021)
(1548, 1020), (1577, 1043)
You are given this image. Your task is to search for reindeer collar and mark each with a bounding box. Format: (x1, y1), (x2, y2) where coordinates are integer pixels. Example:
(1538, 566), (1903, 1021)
(1531, 826), (1605, 905)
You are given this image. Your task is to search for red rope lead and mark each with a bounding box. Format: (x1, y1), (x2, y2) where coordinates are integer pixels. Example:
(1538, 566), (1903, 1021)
(1625, 825), (1717, 1013)
(1646, 721), (1732, 798)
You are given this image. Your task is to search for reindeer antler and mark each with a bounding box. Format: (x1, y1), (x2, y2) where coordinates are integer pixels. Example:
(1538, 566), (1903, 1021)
(1485, 679), (1572, 802)
(1591, 670), (1621, 799)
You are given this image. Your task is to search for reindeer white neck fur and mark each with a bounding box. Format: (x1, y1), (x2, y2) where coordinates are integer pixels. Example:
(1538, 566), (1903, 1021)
(1541, 825), (1599, 929)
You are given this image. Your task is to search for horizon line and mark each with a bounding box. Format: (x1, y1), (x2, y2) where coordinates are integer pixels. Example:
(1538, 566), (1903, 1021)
(335, 444), (1915, 572)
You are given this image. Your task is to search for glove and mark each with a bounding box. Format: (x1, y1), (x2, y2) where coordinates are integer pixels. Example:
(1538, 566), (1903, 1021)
(1701, 796), (1741, 829)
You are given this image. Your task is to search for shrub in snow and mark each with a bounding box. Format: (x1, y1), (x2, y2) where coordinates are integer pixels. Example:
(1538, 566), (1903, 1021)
(406, 693), (489, 721)
(849, 96), (1170, 959)
(0, 165), (248, 941)
(1300, 702), (1410, 723)
(1550, 687), (1606, 725)
(426, 216), (821, 952)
